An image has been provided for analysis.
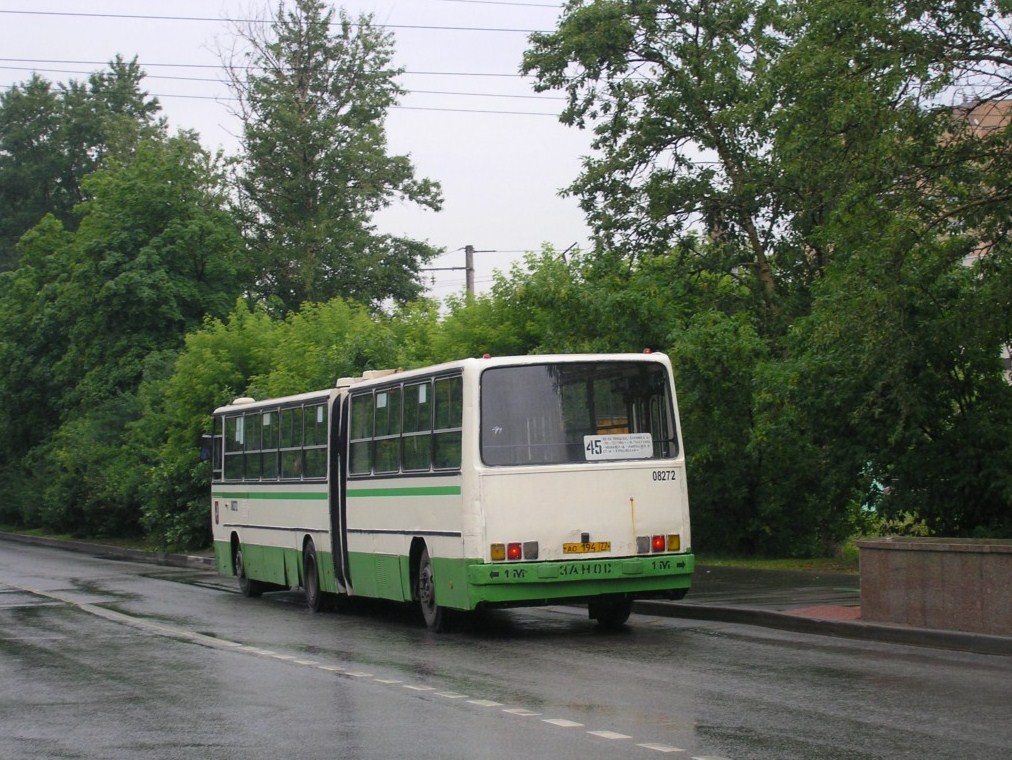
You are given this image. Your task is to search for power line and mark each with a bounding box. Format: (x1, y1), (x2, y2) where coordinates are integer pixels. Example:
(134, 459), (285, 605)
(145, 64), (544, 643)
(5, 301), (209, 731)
(432, 1), (560, 7)
(0, 57), (530, 78)
(0, 9), (550, 34)
(0, 81), (561, 116)
(0, 64), (565, 100)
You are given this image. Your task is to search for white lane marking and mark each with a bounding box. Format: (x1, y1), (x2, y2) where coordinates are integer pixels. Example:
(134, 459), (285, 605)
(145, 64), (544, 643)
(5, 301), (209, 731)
(403, 685), (436, 692)
(374, 678), (403, 684)
(16, 584), (730, 759)
(589, 730), (633, 740)
(638, 744), (685, 753)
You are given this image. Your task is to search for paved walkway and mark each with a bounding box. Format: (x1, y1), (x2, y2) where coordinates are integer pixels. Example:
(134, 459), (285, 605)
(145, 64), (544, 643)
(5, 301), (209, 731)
(637, 565), (1011, 656)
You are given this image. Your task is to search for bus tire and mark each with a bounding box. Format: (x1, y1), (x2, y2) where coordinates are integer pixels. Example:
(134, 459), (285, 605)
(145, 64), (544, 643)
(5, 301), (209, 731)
(417, 546), (447, 632)
(234, 545), (263, 598)
(304, 542), (325, 613)
(589, 598), (633, 629)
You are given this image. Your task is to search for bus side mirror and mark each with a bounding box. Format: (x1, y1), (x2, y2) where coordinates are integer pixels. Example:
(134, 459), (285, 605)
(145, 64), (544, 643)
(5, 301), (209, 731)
(199, 433), (213, 462)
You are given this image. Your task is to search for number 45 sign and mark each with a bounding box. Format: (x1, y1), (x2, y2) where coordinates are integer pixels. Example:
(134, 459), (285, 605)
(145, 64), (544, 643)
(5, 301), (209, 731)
(583, 433), (654, 461)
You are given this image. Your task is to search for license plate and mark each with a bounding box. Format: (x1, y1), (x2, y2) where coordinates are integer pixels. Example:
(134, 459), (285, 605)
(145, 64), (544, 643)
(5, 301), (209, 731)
(563, 541), (611, 554)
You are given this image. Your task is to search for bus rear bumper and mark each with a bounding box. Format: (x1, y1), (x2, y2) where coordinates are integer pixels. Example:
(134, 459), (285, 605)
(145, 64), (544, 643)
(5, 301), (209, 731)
(464, 552), (694, 608)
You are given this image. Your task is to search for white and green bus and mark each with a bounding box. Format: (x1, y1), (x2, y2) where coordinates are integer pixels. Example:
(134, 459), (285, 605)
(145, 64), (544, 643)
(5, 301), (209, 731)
(210, 352), (693, 630)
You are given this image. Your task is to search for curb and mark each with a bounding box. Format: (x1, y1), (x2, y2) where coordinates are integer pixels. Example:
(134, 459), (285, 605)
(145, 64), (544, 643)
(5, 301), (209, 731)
(634, 600), (1012, 657)
(0, 531), (214, 571)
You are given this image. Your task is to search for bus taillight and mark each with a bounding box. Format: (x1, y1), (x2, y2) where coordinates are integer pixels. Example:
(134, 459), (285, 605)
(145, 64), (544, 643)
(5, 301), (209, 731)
(651, 535), (666, 552)
(507, 543), (522, 560)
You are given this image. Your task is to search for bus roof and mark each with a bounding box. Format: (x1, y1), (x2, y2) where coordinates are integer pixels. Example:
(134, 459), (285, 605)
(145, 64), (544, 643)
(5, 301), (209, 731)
(212, 353), (671, 414)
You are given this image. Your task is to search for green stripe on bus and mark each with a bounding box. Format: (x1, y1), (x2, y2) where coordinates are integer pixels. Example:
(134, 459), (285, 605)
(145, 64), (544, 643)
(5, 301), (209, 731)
(213, 491), (328, 500)
(347, 486), (462, 498)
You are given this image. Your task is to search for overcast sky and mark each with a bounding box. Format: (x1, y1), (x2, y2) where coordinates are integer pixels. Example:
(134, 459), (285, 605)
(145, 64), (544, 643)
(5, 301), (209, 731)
(0, 0), (594, 298)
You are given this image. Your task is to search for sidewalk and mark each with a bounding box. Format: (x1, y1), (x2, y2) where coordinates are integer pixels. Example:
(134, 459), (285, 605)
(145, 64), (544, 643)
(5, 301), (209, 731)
(2, 531), (1008, 655)
(636, 565), (1012, 657)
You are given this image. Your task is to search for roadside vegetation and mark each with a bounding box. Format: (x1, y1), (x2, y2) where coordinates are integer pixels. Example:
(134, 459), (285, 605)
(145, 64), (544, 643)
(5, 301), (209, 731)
(1, 0), (1009, 556)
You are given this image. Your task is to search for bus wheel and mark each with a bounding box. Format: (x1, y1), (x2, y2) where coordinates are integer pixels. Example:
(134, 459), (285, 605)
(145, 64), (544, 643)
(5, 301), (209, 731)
(589, 598), (633, 629)
(417, 547), (446, 632)
(234, 546), (262, 598)
(304, 542), (324, 613)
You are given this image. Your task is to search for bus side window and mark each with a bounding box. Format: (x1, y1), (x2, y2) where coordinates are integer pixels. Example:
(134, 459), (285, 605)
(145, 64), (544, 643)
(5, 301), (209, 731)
(303, 403), (327, 478)
(280, 407), (304, 479)
(244, 411), (263, 480)
(224, 414), (244, 480)
(261, 410), (278, 479)
(403, 380), (433, 471)
(434, 375), (463, 470)
(374, 387), (402, 473)
(349, 393), (374, 475)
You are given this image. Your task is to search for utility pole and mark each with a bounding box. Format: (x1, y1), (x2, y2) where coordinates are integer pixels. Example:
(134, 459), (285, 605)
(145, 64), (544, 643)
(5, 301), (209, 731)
(464, 244), (475, 297)
(421, 244), (484, 298)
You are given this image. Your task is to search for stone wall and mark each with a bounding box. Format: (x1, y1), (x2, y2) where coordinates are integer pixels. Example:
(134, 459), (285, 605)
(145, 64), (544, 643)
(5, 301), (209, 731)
(857, 537), (1012, 636)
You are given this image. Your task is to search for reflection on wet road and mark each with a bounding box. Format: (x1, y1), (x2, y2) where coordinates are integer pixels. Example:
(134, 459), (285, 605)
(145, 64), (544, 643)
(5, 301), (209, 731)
(1, 541), (1009, 760)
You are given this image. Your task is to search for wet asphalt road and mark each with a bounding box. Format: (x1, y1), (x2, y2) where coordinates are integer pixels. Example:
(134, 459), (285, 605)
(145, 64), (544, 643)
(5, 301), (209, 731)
(1, 541), (1009, 760)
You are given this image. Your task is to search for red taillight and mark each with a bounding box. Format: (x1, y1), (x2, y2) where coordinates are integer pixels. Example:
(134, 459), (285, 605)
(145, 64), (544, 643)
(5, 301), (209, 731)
(507, 542), (522, 560)
(651, 535), (666, 552)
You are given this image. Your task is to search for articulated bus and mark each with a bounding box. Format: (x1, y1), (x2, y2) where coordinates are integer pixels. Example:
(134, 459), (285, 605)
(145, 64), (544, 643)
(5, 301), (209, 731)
(210, 353), (693, 630)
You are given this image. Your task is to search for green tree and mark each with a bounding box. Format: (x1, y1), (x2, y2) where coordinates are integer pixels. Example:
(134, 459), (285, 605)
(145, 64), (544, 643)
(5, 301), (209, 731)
(0, 131), (245, 535)
(139, 297), (406, 548)
(226, 0), (443, 312)
(0, 58), (162, 270)
(522, 0), (784, 322)
(523, 0), (1012, 549)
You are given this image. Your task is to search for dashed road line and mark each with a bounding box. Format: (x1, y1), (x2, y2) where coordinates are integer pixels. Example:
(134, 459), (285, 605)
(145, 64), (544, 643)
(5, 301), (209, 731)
(15, 583), (730, 759)
(590, 730), (633, 740)
(543, 718), (584, 728)
(637, 743), (685, 753)
(503, 708), (541, 716)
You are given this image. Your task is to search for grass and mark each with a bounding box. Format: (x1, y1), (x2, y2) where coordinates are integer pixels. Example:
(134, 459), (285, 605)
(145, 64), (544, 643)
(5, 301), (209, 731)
(696, 553), (859, 574)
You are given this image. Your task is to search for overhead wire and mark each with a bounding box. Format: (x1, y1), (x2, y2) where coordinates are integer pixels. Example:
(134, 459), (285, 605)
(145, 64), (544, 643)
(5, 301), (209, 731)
(0, 2), (584, 292)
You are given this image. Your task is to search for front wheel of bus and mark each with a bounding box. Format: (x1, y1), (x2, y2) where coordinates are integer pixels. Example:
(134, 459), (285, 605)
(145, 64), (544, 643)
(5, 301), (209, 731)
(304, 543), (324, 613)
(234, 546), (262, 598)
(417, 547), (446, 632)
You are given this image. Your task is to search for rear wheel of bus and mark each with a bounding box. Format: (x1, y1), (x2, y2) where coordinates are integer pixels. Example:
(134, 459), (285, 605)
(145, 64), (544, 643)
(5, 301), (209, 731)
(303, 541), (325, 613)
(234, 542), (263, 598)
(417, 546), (447, 632)
(589, 598), (633, 629)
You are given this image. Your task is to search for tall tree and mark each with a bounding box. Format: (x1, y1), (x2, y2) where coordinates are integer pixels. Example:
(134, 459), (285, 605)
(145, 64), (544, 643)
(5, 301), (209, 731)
(523, 0), (785, 323)
(0, 131), (245, 535)
(523, 0), (1012, 546)
(226, 0), (443, 313)
(0, 57), (162, 270)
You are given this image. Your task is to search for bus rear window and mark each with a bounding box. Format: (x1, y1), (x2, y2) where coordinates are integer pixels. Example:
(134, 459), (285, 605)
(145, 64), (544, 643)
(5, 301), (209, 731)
(480, 362), (677, 466)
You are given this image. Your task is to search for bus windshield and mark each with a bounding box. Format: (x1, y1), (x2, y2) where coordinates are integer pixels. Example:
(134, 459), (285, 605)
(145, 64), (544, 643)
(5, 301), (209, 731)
(480, 361), (677, 466)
